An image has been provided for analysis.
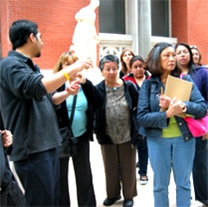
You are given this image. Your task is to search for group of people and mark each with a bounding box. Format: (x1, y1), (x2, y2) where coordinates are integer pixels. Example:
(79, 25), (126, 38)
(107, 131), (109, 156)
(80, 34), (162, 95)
(0, 19), (207, 207)
(119, 43), (208, 207)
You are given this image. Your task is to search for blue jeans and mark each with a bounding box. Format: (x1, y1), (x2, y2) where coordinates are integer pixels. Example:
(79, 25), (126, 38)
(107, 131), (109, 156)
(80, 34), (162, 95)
(147, 136), (195, 207)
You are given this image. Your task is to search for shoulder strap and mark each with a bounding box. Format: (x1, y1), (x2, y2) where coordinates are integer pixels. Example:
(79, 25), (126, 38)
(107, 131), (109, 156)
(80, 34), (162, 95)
(0, 133), (6, 186)
(180, 73), (185, 79)
(146, 79), (151, 90)
(68, 94), (77, 127)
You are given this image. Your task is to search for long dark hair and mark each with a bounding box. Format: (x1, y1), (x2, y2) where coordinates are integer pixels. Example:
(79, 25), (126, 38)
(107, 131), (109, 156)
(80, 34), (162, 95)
(129, 55), (145, 68)
(175, 43), (206, 90)
(175, 42), (197, 74)
(146, 42), (181, 77)
(190, 45), (202, 66)
(120, 48), (135, 74)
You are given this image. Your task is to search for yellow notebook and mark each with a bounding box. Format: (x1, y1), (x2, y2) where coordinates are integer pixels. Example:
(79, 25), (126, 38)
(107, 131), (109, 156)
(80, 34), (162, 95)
(160, 75), (193, 117)
(165, 75), (193, 101)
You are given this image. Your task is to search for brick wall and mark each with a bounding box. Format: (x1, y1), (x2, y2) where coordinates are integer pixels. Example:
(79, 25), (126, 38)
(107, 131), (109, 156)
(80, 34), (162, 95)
(1, 0), (207, 66)
(187, 0), (208, 65)
(172, 0), (208, 64)
(0, 0), (99, 69)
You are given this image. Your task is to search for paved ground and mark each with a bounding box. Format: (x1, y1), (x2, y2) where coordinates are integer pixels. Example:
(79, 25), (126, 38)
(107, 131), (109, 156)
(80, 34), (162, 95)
(10, 138), (204, 207)
(69, 139), (204, 207)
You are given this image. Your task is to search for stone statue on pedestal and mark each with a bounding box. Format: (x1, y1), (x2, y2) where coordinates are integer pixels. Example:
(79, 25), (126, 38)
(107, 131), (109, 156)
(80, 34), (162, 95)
(70, 0), (100, 68)
(70, 0), (103, 84)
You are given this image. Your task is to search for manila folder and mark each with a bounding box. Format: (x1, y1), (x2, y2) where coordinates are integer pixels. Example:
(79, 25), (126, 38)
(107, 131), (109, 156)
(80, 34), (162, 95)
(165, 75), (193, 101)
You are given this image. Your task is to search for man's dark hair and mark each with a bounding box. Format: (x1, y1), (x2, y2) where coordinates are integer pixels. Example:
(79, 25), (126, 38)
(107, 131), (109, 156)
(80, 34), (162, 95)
(9, 20), (38, 50)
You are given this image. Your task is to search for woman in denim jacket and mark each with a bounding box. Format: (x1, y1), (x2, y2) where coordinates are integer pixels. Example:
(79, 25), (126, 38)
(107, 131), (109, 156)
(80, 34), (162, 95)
(137, 42), (207, 207)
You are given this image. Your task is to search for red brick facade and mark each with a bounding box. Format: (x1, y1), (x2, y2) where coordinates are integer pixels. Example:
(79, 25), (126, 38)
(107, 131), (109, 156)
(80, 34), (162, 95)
(0, 0), (207, 68)
(172, 0), (208, 65)
(0, 0), (98, 69)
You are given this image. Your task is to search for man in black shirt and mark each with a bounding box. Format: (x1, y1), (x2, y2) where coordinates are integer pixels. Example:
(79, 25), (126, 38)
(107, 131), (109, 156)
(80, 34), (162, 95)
(0, 20), (92, 206)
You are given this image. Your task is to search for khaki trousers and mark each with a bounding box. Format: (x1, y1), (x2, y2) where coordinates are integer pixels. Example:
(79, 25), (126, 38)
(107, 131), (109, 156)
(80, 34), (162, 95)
(101, 141), (137, 199)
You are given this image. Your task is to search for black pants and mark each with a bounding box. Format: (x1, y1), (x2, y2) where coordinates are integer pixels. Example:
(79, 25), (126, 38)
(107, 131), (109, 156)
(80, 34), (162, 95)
(14, 148), (60, 207)
(193, 138), (208, 205)
(0, 180), (26, 207)
(136, 137), (148, 176)
(59, 133), (96, 207)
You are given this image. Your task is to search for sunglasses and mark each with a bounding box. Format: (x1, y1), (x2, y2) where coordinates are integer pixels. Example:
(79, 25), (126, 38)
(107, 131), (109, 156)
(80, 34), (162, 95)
(190, 45), (198, 49)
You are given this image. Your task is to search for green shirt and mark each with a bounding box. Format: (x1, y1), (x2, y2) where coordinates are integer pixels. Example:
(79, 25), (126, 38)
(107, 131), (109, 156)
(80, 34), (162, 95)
(162, 116), (182, 138)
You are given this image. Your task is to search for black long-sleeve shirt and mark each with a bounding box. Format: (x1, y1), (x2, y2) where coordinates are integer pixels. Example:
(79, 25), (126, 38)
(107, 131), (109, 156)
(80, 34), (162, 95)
(0, 51), (61, 161)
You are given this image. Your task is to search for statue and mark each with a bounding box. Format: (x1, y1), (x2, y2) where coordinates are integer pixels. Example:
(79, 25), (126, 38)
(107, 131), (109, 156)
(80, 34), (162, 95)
(70, 0), (100, 68)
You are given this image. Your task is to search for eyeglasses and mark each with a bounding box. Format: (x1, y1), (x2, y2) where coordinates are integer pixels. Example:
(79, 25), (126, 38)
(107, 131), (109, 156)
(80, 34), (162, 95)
(190, 45), (198, 49)
(103, 68), (118, 72)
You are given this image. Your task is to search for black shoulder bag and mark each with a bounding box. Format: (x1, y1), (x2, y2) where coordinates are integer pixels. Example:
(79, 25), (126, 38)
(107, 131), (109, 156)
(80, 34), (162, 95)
(58, 94), (77, 158)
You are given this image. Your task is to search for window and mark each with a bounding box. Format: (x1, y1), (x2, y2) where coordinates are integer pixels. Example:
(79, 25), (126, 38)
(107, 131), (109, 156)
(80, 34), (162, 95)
(99, 0), (125, 34)
(151, 0), (170, 37)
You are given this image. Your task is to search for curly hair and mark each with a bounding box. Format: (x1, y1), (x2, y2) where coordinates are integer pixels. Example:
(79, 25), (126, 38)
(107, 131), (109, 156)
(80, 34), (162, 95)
(99, 54), (119, 71)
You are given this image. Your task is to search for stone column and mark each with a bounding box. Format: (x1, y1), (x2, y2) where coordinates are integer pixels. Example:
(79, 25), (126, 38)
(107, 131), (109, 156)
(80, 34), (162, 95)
(125, 0), (139, 55)
(138, 0), (152, 58)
